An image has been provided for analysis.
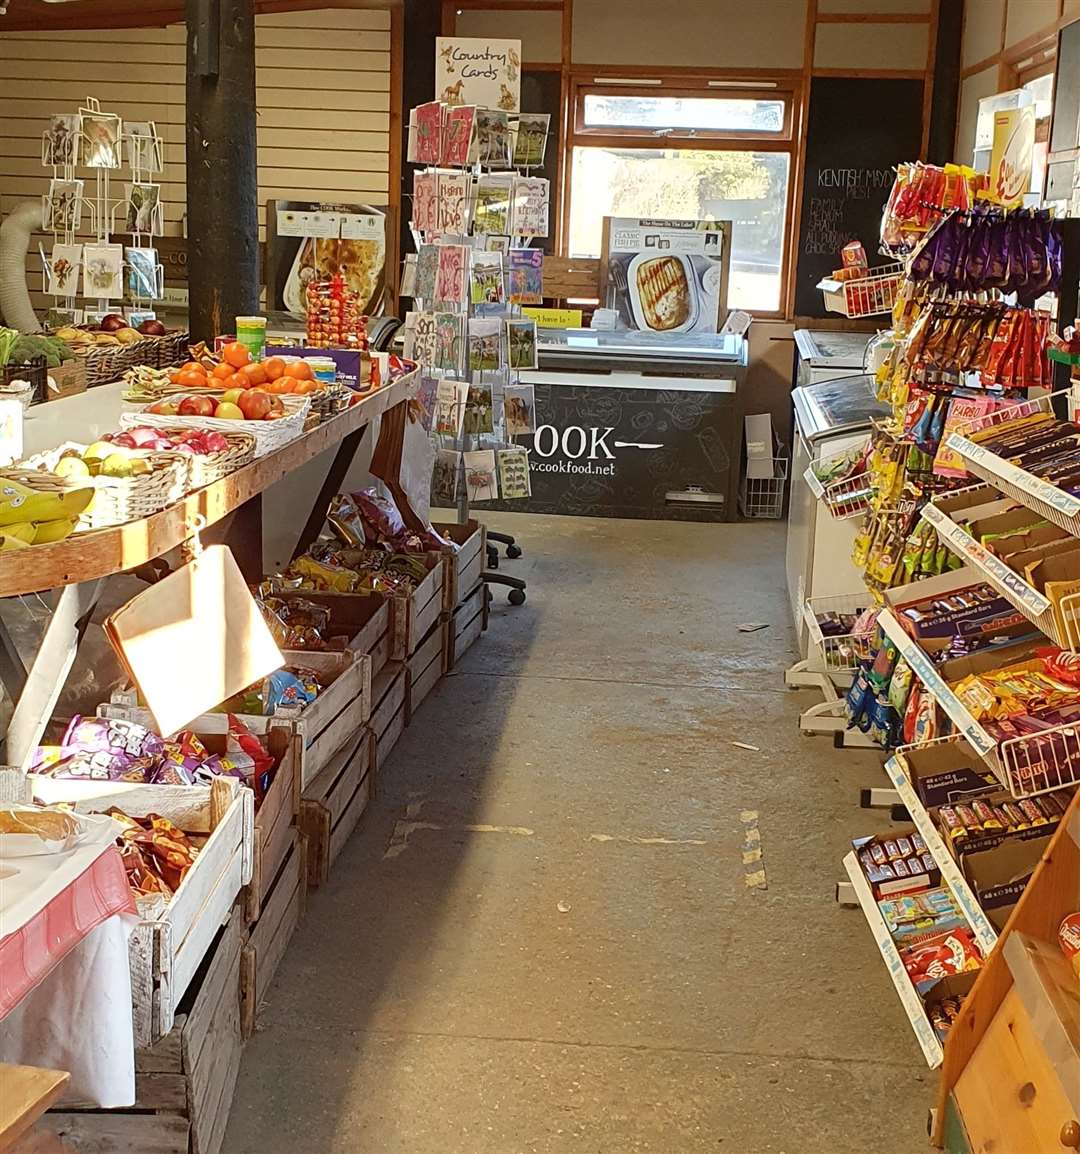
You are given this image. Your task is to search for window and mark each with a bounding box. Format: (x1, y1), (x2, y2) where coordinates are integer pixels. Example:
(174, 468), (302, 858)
(566, 83), (797, 314)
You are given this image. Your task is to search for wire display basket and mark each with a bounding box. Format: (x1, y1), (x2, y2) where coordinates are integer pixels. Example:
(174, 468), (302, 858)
(739, 456), (788, 519)
(804, 465), (874, 520)
(802, 593), (878, 674)
(817, 263), (904, 319)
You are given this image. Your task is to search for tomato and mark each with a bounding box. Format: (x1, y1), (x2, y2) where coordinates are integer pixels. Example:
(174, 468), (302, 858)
(240, 363), (267, 387)
(222, 341), (251, 369)
(176, 369), (208, 388)
(289, 360), (314, 381)
(262, 357), (286, 381)
(211, 362), (234, 380)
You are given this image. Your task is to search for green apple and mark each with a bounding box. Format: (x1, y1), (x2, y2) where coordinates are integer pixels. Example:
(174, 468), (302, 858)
(100, 453), (135, 478)
(82, 440), (117, 461)
(221, 387), (245, 405)
(55, 456), (90, 480)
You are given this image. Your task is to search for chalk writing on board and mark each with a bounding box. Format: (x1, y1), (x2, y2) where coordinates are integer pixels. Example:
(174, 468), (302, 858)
(804, 198), (846, 255)
(816, 168), (893, 196)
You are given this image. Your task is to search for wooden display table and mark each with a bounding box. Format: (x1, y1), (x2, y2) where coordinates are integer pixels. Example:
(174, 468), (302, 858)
(935, 790), (1080, 1153)
(0, 1064), (69, 1152)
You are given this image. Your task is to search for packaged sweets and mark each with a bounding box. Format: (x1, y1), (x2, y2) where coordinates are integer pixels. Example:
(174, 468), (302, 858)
(1059, 913), (1080, 980)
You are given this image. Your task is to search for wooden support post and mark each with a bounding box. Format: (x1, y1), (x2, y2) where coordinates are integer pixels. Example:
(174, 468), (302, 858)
(185, 0), (259, 343)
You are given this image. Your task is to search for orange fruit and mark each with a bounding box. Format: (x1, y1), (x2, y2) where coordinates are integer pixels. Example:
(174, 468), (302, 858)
(222, 341), (251, 369)
(180, 361), (205, 375)
(240, 363), (267, 387)
(289, 361), (314, 381)
(211, 362), (234, 380)
(274, 376), (298, 394)
(294, 378), (318, 394)
(176, 368), (208, 388)
(262, 357), (286, 381)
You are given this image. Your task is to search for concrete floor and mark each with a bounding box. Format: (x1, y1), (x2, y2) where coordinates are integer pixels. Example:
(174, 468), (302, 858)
(224, 514), (931, 1154)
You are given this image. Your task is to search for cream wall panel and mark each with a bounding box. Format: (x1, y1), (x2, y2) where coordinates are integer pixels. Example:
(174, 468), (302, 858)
(255, 28), (390, 51)
(814, 20), (929, 69)
(455, 9), (562, 62)
(571, 0), (805, 67)
(258, 128), (389, 151)
(257, 108), (390, 131)
(955, 65), (998, 166)
(1005, 0), (1060, 48)
(818, 0), (929, 9)
(962, 0), (1004, 67)
(1066, 0), (1080, 17)
(258, 9), (390, 29)
(1, 38), (186, 63)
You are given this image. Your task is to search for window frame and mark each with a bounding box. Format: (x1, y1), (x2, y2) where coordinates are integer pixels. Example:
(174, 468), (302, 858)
(562, 74), (802, 319)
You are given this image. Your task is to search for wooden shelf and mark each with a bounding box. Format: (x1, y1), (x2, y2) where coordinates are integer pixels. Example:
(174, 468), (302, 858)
(0, 374), (415, 599)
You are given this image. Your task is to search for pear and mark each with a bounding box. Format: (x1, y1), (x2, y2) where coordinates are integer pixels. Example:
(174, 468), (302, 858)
(100, 453), (135, 479)
(55, 456), (91, 480)
(82, 441), (117, 462)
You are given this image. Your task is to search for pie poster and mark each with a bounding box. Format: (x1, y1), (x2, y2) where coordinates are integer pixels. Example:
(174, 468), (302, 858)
(436, 37), (521, 113)
(266, 200), (389, 317)
(601, 216), (728, 334)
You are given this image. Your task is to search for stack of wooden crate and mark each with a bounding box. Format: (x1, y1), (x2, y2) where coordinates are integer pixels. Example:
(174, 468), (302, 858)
(436, 520), (489, 672)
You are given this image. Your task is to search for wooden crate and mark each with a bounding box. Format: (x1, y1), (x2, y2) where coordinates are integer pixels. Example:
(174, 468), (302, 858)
(299, 730), (373, 888)
(406, 617), (446, 720)
(446, 582), (488, 671)
(31, 774), (253, 1046)
(433, 520), (485, 611)
(273, 591), (391, 677)
(42, 903), (247, 1154)
(369, 662), (407, 773)
(240, 829), (306, 1036)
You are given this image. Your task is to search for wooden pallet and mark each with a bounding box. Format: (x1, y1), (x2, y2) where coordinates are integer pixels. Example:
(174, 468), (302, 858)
(298, 731), (373, 888)
(42, 904), (247, 1154)
(446, 582), (488, 671)
(433, 520), (484, 612)
(241, 829), (306, 1035)
(406, 618), (446, 720)
(370, 663), (407, 773)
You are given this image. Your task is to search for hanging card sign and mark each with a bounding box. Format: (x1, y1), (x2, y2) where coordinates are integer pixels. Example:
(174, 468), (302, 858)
(435, 36), (521, 112)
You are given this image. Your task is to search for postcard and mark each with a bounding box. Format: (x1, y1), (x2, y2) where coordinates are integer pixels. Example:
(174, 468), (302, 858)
(475, 109), (511, 167)
(443, 104), (476, 166)
(415, 243), (439, 301)
(81, 111), (122, 169)
(82, 243), (124, 299)
(415, 101), (444, 165)
(497, 446), (531, 499)
(432, 449), (462, 504)
(126, 121), (163, 174)
(468, 317), (502, 372)
(46, 243), (82, 297)
(435, 378), (469, 438)
(463, 448), (499, 502)
(436, 171), (470, 235)
(42, 114), (79, 167)
(506, 317), (538, 369)
(415, 374), (440, 433)
(126, 183), (162, 235)
(463, 384), (495, 435)
(470, 251), (504, 308)
(412, 170), (439, 232)
(473, 173), (513, 235)
(42, 178), (83, 232)
(510, 176), (549, 237)
(126, 247), (161, 299)
(433, 244), (469, 307)
(502, 382), (536, 436)
(513, 113), (549, 168)
(508, 248), (543, 304)
(411, 311), (438, 365)
(434, 311), (465, 372)
(400, 253), (418, 298)
(436, 36), (521, 113)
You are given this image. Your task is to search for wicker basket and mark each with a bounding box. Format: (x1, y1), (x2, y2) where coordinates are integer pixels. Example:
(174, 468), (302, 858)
(121, 393), (311, 457)
(119, 427), (258, 488)
(145, 331), (190, 370)
(2, 356), (48, 404)
(75, 342), (139, 388)
(22, 441), (189, 529)
(309, 384), (350, 422)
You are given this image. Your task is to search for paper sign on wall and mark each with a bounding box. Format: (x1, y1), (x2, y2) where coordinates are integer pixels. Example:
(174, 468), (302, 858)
(435, 36), (521, 112)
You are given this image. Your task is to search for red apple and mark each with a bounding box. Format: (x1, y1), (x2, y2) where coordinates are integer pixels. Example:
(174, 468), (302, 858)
(178, 394), (215, 417)
(237, 388), (271, 421)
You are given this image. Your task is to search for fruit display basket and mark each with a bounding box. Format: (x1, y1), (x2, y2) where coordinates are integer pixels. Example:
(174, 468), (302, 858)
(121, 393), (311, 457)
(146, 330), (191, 370)
(73, 341), (140, 389)
(118, 426), (258, 489)
(1, 355), (48, 404)
(22, 441), (189, 530)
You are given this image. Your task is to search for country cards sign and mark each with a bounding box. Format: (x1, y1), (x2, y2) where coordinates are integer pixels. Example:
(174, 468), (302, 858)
(436, 37), (521, 112)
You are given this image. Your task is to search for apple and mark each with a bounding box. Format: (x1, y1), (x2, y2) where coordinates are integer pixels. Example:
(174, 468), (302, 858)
(127, 427), (160, 448)
(178, 395), (215, 417)
(148, 401), (178, 416)
(99, 313), (127, 332)
(214, 402), (244, 420)
(237, 389), (271, 421)
(220, 387), (245, 406)
(204, 432), (229, 452)
(137, 319), (166, 336)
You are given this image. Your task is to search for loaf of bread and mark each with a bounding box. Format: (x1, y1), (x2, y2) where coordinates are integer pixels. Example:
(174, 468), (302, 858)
(0, 805), (79, 842)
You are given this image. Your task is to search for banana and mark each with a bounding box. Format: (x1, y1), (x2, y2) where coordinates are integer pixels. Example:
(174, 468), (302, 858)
(0, 534), (31, 551)
(32, 517), (79, 544)
(0, 472), (94, 526)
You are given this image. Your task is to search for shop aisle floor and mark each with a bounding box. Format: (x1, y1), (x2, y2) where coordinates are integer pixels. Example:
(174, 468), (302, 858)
(224, 514), (930, 1154)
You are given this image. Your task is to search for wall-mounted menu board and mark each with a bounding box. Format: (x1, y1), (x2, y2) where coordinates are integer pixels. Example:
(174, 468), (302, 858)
(794, 77), (924, 318)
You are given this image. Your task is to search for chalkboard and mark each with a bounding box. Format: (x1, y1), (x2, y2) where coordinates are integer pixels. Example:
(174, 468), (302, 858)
(794, 77), (924, 317)
(520, 68), (561, 256)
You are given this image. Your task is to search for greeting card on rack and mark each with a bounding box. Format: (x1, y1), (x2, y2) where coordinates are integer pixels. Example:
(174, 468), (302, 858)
(432, 448), (462, 504)
(125, 183), (162, 235)
(513, 114), (549, 167)
(42, 114), (79, 167)
(436, 171), (470, 234)
(47, 244), (82, 296)
(43, 178), (83, 232)
(416, 374), (440, 433)
(497, 447), (531, 498)
(400, 253), (418, 298)
(415, 244), (439, 301)
(435, 37), (521, 113)
(502, 382), (536, 435)
(127, 122), (163, 174)
(463, 449), (499, 502)
(435, 378), (469, 437)
(443, 105), (476, 166)
(476, 109), (511, 167)
(433, 244), (469, 307)
(81, 109), (122, 169)
(510, 176), (549, 237)
(412, 311), (439, 364)
(126, 247), (161, 299)
(82, 243), (124, 299)
(434, 311), (465, 372)
(506, 317), (538, 368)
(508, 248), (544, 304)
(463, 384), (495, 435)
(468, 317), (502, 371)
(412, 170), (439, 232)
(473, 174), (513, 235)
(415, 101), (445, 165)
(470, 251), (505, 310)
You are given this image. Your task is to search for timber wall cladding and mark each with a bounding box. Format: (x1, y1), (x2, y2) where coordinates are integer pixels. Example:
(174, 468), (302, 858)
(0, 7), (390, 309)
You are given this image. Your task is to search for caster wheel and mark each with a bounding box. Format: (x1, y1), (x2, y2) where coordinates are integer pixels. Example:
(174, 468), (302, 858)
(489, 555), (499, 569)
(506, 544), (522, 559)
(508, 588), (526, 605)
